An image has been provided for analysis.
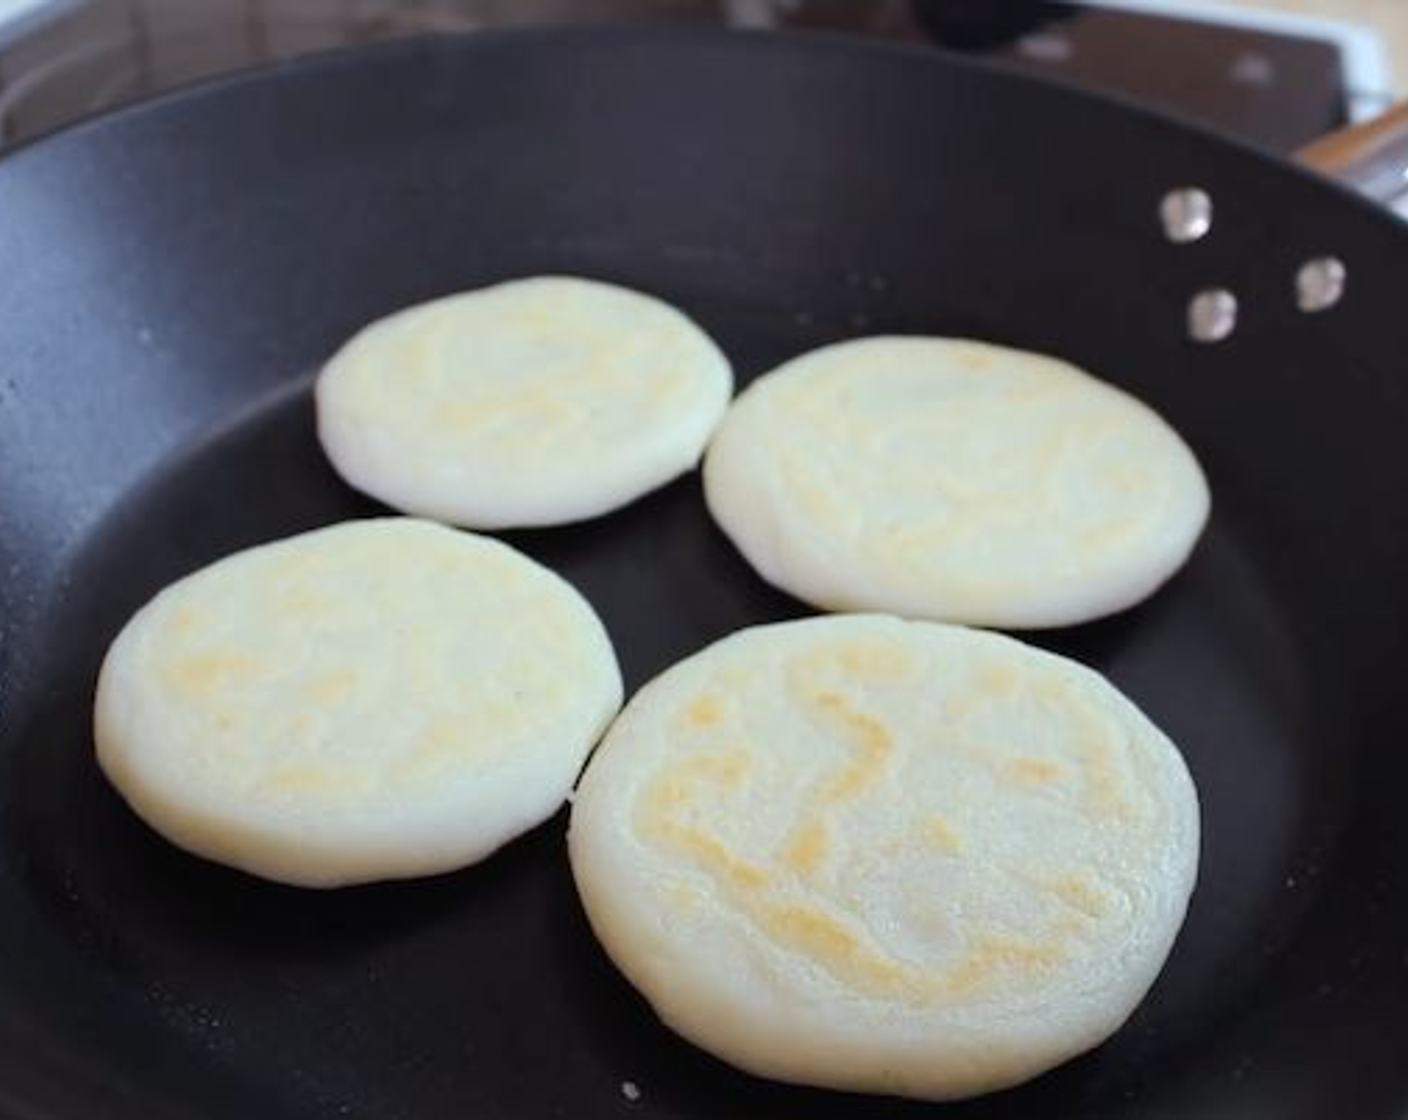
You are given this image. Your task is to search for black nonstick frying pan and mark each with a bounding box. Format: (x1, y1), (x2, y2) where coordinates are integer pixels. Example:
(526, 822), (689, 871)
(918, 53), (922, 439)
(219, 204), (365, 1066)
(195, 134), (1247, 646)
(3, 26), (1408, 1120)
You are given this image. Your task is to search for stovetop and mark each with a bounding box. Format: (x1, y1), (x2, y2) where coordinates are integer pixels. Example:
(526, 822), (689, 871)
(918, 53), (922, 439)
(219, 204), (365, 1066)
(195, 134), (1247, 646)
(0, 0), (1390, 155)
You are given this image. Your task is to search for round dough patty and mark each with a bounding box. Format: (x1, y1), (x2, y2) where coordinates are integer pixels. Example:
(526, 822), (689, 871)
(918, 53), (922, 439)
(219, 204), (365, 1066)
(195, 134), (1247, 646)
(703, 336), (1210, 628)
(316, 275), (733, 529)
(569, 614), (1199, 1101)
(95, 518), (622, 887)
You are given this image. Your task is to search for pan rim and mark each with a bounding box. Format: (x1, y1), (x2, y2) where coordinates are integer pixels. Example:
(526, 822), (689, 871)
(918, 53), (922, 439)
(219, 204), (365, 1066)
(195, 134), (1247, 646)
(0, 23), (1403, 244)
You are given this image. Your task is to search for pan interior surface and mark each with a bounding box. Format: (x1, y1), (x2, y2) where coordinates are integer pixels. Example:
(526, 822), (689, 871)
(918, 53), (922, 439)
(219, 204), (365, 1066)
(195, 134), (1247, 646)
(1, 29), (1407, 1120)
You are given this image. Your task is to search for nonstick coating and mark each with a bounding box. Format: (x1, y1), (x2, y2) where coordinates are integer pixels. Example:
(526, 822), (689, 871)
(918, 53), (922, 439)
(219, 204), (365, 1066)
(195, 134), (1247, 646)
(3, 28), (1408, 1120)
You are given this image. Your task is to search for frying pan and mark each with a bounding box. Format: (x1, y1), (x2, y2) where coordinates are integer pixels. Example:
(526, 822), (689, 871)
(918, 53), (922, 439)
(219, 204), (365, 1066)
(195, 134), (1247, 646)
(2, 26), (1408, 1120)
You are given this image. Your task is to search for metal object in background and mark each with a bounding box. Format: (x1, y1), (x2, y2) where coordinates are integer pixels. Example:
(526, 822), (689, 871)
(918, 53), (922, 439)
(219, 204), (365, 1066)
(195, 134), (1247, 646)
(1297, 100), (1408, 210)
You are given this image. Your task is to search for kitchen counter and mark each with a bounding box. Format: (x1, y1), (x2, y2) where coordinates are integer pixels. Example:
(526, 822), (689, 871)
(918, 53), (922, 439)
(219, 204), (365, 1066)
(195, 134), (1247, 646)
(1197, 0), (1405, 94)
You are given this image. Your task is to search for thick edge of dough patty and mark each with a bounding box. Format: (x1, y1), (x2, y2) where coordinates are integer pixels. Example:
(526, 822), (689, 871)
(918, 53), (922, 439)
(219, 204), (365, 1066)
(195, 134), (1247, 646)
(569, 613), (1200, 1100)
(95, 518), (623, 887)
(316, 275), (734, 529)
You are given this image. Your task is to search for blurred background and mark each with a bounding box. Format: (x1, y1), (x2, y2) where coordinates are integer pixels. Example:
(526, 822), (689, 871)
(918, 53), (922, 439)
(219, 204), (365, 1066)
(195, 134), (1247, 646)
(0, 1), (1402, 195)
